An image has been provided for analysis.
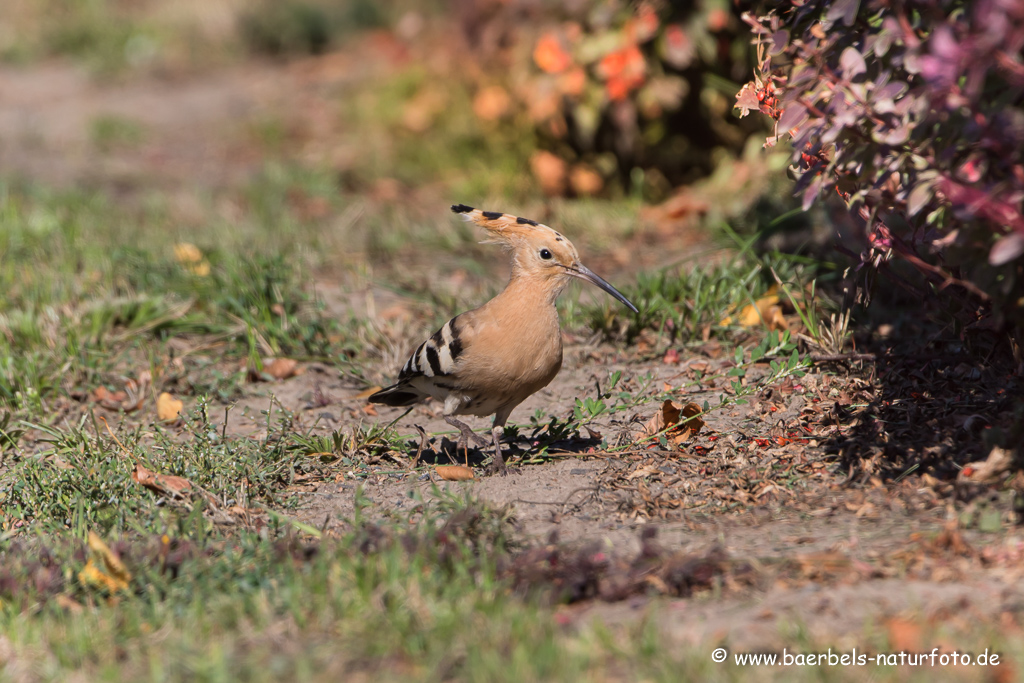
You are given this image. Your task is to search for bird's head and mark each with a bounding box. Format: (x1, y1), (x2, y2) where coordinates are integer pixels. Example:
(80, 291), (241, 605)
(451, 204), (638, 313)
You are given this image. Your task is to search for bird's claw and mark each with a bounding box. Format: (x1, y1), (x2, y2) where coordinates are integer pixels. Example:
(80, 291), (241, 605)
(486, 461), (509, 476)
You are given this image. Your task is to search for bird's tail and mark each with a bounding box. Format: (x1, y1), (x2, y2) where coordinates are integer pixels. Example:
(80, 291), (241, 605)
(367, 382), (423, 407)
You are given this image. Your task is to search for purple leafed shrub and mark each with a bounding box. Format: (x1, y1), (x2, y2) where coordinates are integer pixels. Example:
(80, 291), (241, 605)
(736, 0), (1024, 342)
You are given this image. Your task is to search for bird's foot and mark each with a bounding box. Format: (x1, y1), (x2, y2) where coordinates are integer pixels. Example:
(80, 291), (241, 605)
(444, 416), (490, 449)
(486, 425), (510, 476)
(485, 459), (509, 476)
(411, 425), (430, 467)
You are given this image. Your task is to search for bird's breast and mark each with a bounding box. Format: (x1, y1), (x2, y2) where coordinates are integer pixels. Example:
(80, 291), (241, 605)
(452, 306), (563, 412)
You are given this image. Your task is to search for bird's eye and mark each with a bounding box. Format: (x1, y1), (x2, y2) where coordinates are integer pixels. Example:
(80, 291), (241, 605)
(539, 248), (553, 260)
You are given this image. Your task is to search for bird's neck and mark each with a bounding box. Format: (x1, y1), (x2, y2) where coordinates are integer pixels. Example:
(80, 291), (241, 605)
(498, 270), (566, 310)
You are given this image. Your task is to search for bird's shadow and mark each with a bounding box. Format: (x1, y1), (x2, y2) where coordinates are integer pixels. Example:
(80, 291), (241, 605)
(407, 431), (603, 468)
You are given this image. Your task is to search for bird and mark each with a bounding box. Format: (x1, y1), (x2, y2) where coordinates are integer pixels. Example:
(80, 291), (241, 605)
(368, 204), (638, 474)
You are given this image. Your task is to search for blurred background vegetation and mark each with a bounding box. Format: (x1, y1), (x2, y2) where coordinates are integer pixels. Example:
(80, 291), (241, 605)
(0, 0), (796, 230)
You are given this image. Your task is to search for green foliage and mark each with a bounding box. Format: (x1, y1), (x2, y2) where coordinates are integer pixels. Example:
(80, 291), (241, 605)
(240, 0), (388, 56)
(585, 247), (824, 344)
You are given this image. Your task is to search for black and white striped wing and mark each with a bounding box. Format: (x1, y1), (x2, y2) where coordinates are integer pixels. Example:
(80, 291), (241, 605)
(398, 315), (464, 381)
(368, 316), (467, 407)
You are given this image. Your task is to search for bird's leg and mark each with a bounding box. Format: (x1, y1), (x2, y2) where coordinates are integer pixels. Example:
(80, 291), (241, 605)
(444, 415), (488, 465)
(411, 424), (429, 468)
(486, 425), (508, 476)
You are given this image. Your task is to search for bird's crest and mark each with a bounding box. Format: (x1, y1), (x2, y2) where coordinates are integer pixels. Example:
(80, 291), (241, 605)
(450, 204), (568, 250)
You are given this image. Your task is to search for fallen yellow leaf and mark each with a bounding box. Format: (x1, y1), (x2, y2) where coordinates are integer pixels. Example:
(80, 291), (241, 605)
(157, 392), (183, 421)
(79, 560), (128, 593)
(173, 242), (202, 263)
(79, 531), (131, 593)
(436, 465), (475, 481)
(720, 286), (786, 330)
(173, 243), (210, 276)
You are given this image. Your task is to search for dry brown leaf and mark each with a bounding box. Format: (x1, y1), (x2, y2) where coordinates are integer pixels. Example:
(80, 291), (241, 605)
(121, 376), (147, 412)
(958, 446), (1014, 484)
(353, 385), (383, 400)
(640, 400), (704, 446)
(92, 386), (129, 410)
(642, 399), (680, 437)
(436, 465), (475, 481)
(628, 463), (660, 480)
(361, 404), (378, 416)
(263, 358), (301, 380)
(156, 392), (184, 421)
(131, 463), (193, 498)
(79, 531), (131, 593)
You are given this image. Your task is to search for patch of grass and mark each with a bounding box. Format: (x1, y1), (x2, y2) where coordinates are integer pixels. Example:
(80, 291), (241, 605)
(2, 399), (309, 534)
(0, 180), (351, 409)
(1, 0), (245, 74)
(90, 114), (145, 152)
(239, 0), (388, 57)
(581, 240), (837, 347)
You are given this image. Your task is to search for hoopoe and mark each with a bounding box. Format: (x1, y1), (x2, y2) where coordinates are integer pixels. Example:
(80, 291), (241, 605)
(369, 204), (638, 474)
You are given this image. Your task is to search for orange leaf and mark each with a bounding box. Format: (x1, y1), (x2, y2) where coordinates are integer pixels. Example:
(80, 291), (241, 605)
(131, 462), (193, 498)
(436, 465), (475, 481)
(625, 2), (660, 43)
(558, 67), (586, 97)
(885, 617), (922, 652)
(530, 150), (568, 196)
(534, 33), (572, 74)
(569, 164), (603, 196)
(472, 85), (511, 122)
(353, 386), (383, 399)
(599, 45), (646, 100)
(156, 392), (183, 421)
(263, 358), (300, 380)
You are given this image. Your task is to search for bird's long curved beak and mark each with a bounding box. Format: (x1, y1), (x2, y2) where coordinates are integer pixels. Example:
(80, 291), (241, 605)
(569, 264), (639, 313)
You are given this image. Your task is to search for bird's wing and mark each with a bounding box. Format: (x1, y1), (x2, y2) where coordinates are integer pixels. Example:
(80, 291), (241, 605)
(397, 314), (466, 382)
